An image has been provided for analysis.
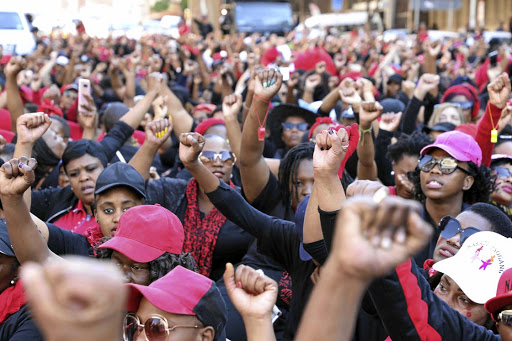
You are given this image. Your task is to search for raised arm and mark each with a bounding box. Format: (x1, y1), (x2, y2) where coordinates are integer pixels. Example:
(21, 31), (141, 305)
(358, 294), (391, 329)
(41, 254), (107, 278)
(240, 68), (283, 203)
(357, 102), (382, 181)
(295, 196), (432, 341)
(160, 83), (194, 136)
(5, 56), (27, 132)
(119, 73), (162, 129)
(222, 93), (243, 163)
(129, 119), (172, 180)
(401, 74), (440, 134)
(0, 157), (59, 264)
(304, 127), (354, 244)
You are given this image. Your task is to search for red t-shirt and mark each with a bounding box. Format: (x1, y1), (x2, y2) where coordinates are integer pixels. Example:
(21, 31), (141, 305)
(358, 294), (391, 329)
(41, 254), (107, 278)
(53, 200), (99, 235)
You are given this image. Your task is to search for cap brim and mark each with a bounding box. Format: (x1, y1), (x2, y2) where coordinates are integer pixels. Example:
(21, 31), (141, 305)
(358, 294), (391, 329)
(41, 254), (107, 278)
(420, 144), (473, 163)
(485, 293), (512, 316)
(433, 258), (491, 304)
(99, 236), (164, 263)
(95, 182), (146, 198)
(126, 283), (195, 315)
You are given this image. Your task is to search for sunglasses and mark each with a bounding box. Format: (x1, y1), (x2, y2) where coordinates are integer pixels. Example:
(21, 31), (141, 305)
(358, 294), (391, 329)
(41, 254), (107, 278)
(63, 90), (78, 100)
(439, 216), (480, 245)
(418, 155), (471, 175)
(198, 150), (235, 163)
(123, 313), (200, 341)
(498, 310), (512, 327)
(494, 166), (512, 179)
(449, 101), (473, 110)
(282, 122), (309, 131)
(434, 103), (463, 110)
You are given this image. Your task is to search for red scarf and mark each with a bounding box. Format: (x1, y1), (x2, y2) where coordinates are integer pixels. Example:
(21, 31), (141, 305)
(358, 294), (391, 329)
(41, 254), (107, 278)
(0, 281), (26, 323)
(183, 179), (233, 277)
(84, 223), (104, 254)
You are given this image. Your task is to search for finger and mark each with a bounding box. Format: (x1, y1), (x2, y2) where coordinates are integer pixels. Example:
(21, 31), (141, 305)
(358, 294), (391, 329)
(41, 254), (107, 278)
(20, 263), (57, 323)
(503, 72), (511, 90)
(223, 263), (237, 297)
(1, 161), (14, 179)
(8, 158), (20, 178)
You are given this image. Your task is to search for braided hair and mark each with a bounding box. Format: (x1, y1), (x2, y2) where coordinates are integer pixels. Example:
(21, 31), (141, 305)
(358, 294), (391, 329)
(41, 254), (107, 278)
(278, 142), (315, 208)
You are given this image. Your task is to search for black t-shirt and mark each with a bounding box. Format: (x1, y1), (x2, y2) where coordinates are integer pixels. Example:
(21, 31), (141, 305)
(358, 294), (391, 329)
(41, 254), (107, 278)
(47, 222), (92, 257)
(0, 305), (44, 341)
(207, 181), (316, 339)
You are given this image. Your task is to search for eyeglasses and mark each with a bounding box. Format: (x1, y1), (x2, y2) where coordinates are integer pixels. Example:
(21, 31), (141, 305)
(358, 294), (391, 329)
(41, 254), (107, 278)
(282, 122), (309, 131)
(498, 310), (512, 327)
(449, 101), (473, 110)
(418, 155), (471, 175)
(63, 90), (78, 100)
(434, 103), (463, 110)
(494, 166), (512, 179)
(439, 216), (480, 245)
(198, 150), (236, 164)
(123, 313), (201, 341)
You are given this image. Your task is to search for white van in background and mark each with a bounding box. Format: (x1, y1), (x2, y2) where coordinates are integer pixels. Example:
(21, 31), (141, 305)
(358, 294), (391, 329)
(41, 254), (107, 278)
(0, 11), (36, 55)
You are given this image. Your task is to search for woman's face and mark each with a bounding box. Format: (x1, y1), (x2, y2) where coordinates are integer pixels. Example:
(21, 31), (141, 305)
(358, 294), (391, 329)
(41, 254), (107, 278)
(419, 149), (473, 202)
(134, 298), (212, 341)
(438, 107), (462, 126)
(60, 89), (77, 111)
(290, 158), (314, 209)
(58, 165), (70, 188)
(65, 154), (104, 206)
(392, 154), (418, 199)
(110, 250), (150, 285)
(282, 116), (308, 148)
(432, 211), (492, 263)
(94, 187), (144, 238)
(497, 305), (512, 341)
(0, 254), (17, 294)
(49, 119), (69, 145)
(490, 163), (512, 206)
(434, 275), (489, 326)
(200, 136), (234, 184)
(449, 95), (473, 122)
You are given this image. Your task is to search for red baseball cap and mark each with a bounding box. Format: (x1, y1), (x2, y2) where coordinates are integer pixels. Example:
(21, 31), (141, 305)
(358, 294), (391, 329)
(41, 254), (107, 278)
(420, 130), (482, 166)
(194, 118), (225, 135)
(486, 268), (512, 320)
(99, 205), (184, 262)
(127, 266), (227, 340)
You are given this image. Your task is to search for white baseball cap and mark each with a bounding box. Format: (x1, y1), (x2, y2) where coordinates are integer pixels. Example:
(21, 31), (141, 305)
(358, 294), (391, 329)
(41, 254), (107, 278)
(433, 231), (512, 304)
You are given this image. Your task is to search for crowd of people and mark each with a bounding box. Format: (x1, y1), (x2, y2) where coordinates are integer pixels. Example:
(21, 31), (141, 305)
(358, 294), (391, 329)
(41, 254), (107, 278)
(0, 18), (512, 341)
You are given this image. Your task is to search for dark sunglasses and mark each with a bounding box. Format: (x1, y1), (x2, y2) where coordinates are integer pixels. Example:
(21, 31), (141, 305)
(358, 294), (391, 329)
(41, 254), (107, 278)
(439, 216), (480, 245)
(123, 313), (200, 341)
(282, 122), (308, 131)
(498, 310), (512, 327)
(198, 150), (235, 163)
(494, 166), (512, 179)
(64, 90), (78, 99)
(450, 101), (473, 110)
(418, 155), (471, 175)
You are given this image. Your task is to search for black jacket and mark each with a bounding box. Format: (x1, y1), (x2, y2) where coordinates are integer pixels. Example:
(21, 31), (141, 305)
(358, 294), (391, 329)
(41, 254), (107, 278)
(0, 305), (43, 341)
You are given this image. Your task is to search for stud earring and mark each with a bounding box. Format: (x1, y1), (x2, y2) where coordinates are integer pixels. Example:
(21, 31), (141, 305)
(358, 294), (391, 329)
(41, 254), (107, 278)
(10, 280), (15, 286)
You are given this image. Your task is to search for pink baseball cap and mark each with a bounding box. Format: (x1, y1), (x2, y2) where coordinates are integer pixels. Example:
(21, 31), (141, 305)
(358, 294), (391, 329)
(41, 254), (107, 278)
(485, 268), (512, 319)
(420, 130), (482, 166)
(126, 266), (227, 340)
(99, 205), (184, 263)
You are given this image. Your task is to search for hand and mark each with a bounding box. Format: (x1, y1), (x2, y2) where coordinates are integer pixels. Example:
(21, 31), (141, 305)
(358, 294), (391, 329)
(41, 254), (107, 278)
(488, 72), (511, 109)
(222, 93), (242, 121)
(359, 101), (383, 129)
(42, 85), (61, 103)
(401, 80), (415, 99)
(179, 132), (205, 165)
(151, 95), (168, 121)
(396, 173), (414, 199)
(0, 135), (5, 154)
(183, 60), (199, 75)
(0, 157), (37, 196)
(426, 40), (441, 58)
(414, 73), (440, 101)
(329, 196), (432, 281)
(287, 72), (299, 89)
(305, 74), (321, 90)
(315, 61), (326, 75)
(4, 56), (27, 78)
(149, 55), (163, 73)
(31, 74), (43, 92)
(16, 112), (51, 145)
(346, 180), (390, 198)
(146, 72), (164, 95)
(313, 128), (349, 174)
(149, 166), (161, 181)
(144, 118), (172, 149)
(77, 93), (98, 129)
(355, 78), (373, 94)
(21, 257), (126, 341)
(94, 62), (107, 74)
(498, 100), (512, 134)
(379, 112), (402, 132)
(254, 68), (283, 100)
(339, 86), (362, 107)
(224, 263), (278, 321)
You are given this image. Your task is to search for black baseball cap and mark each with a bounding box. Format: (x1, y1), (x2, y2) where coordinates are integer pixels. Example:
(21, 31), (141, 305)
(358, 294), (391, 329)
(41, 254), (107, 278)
(94, 162), (146, 199)
(0, 220), (15, 257)
(422, 122), (457, 134)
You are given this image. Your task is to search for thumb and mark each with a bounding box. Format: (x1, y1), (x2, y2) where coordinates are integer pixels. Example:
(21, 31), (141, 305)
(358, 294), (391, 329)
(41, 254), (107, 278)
(349, 123), (360, 146)
(223, 263), (237, 296)
(21, 263), (56, 322)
